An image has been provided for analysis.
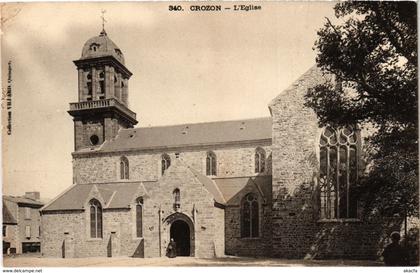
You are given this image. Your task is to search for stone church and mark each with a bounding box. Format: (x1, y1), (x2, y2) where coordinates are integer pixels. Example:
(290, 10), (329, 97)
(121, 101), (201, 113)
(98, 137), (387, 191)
(40, 30), (397, 259)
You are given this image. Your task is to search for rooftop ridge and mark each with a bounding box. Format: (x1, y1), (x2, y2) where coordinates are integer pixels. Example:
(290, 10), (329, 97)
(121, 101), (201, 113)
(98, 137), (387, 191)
(4, 195), (40, 201)
(121, 116), (272, 131)
(76, 181), (146, 185)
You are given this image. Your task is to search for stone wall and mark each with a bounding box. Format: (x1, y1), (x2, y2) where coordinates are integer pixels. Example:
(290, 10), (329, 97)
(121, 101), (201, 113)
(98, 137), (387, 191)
(3, 200), (19, 253)
(74, 114), (129, 151)
(3, 225), (18, 254)
(268, 66), (403, 259)
(269, 66), (323, 258)
(41, 209), (143, 258)
(144, 160), (225, 258)
(42, 159), (225, 258)
(73, 143), (272, 184)
(3, 200), (42, 254)
(224, 177), (272, 257)
(74, 118), (104, 150)
(18, 205), (42, 246)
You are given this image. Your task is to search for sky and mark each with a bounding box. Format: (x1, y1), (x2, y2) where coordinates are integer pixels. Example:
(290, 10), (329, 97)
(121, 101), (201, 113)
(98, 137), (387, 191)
(1, 1), (338, 200)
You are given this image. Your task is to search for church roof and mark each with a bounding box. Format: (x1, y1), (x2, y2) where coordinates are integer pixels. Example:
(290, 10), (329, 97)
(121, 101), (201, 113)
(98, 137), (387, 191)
(2, 201), (17, 224)
(99, 117), (272, 153)
(214, 176), (272, 204)
(41, 176), (226, 211)
(41, 182), (144, 212)
(80, 30), (125, 64)
(3, 195), (44, 207)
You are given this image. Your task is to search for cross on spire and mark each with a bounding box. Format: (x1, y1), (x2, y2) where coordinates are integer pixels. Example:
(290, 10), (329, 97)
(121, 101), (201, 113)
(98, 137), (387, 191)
(100, 9), (107, 36)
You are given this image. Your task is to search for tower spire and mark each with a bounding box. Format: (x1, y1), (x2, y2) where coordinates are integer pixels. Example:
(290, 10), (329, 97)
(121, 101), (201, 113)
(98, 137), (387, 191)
(100, 9), (107, 36)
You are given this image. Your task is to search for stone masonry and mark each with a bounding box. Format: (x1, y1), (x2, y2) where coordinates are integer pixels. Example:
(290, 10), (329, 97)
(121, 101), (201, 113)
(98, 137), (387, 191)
(268, 66), (410, 259)
(40, 30), (419, 260)
(72, 143), (272, 184)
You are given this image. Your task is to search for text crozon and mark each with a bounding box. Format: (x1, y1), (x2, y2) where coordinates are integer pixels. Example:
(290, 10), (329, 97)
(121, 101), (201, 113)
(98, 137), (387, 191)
(190, 5), (222, 11)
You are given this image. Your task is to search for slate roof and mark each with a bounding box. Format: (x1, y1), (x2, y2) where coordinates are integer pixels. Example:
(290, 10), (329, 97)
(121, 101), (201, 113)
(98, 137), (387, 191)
(42, 164), (227, 212)
(2, 201), (17, 224)
(3, 196), (44, 207)
(213, 175), (272, 203)
(81, 31), (125, 64)
(98, 117), (272, 153)
(42, 162), (271, 211)
(41, 182), (145, 211)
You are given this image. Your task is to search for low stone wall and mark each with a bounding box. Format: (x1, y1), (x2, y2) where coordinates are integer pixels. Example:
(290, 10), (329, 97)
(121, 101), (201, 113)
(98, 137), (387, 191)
(41, 209), (142, 258)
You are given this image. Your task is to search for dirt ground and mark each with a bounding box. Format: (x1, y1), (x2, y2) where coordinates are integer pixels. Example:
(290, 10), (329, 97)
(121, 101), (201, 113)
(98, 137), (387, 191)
(3, 255), (384, 267)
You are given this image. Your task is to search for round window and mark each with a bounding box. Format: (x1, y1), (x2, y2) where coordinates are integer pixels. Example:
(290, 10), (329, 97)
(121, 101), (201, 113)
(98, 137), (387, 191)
(90, 135), (99, 145)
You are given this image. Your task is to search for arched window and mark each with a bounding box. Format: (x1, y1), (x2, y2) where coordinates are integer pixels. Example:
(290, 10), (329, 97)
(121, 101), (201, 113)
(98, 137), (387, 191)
(173, 188), (180, 210)
(86, 72), (92, 100)
(319, 126), (359, 219)
(255, 147), (266, 173)
(206, 151), (217, 176)
(99, 71), (105, 99)
(136, 197), (143, 238)
(161, 154), (171, 175)
(89, 199), (102, 238)
(173, 188), (180, 204)
(114, 75), (121, 101)
(120, 156), (129, 180)
(241, 193), (259, 238)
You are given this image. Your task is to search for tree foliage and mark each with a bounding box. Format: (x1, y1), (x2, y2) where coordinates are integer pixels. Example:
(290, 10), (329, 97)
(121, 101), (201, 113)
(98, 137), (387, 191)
(305, 2), (418, 217)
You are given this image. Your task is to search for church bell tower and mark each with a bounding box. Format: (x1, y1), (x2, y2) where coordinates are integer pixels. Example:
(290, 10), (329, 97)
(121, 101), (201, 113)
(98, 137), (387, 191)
(68, 29), (138, 151)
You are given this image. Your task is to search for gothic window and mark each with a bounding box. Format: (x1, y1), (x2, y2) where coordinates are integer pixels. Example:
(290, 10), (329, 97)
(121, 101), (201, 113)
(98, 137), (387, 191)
(206, 151), (217, 176)
(241, 193), (259, 238)
(319, 126), (359, 219)
(99, 71), (105, 99)
(255, 147), (266, 173)
(89, 199), (103, 238)
(136, 197), (143, 238)
(120, 156), (129, 180)
(161, 154), (171, 175)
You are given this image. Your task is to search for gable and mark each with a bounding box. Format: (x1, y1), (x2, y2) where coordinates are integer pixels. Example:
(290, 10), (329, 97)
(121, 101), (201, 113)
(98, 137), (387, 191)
(154, 159), (226, 206)
(214, 176), (272, 205)
(269, 65), (333, 113)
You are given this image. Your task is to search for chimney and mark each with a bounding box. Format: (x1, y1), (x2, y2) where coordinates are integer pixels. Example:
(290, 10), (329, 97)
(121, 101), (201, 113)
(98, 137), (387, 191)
(24, 192), (40, 201)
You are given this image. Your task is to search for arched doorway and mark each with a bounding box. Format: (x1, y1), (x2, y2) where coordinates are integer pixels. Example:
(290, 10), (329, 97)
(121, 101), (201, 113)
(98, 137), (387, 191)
(170, 220), (190, 256)
(163, 213), (195, 257)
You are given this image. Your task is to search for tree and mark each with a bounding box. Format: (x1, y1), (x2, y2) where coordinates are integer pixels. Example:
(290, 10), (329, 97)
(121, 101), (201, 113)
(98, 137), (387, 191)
(305, 2), (418, 218)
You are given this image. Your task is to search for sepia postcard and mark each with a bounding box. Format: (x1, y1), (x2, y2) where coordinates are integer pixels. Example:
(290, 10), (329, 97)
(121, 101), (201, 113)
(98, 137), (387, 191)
(1, 1), (418, 270)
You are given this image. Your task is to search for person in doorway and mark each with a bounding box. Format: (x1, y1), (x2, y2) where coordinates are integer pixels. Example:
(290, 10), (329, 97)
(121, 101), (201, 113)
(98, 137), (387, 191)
(166, 238), (177, 258)
(382, 231), (408, 266)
